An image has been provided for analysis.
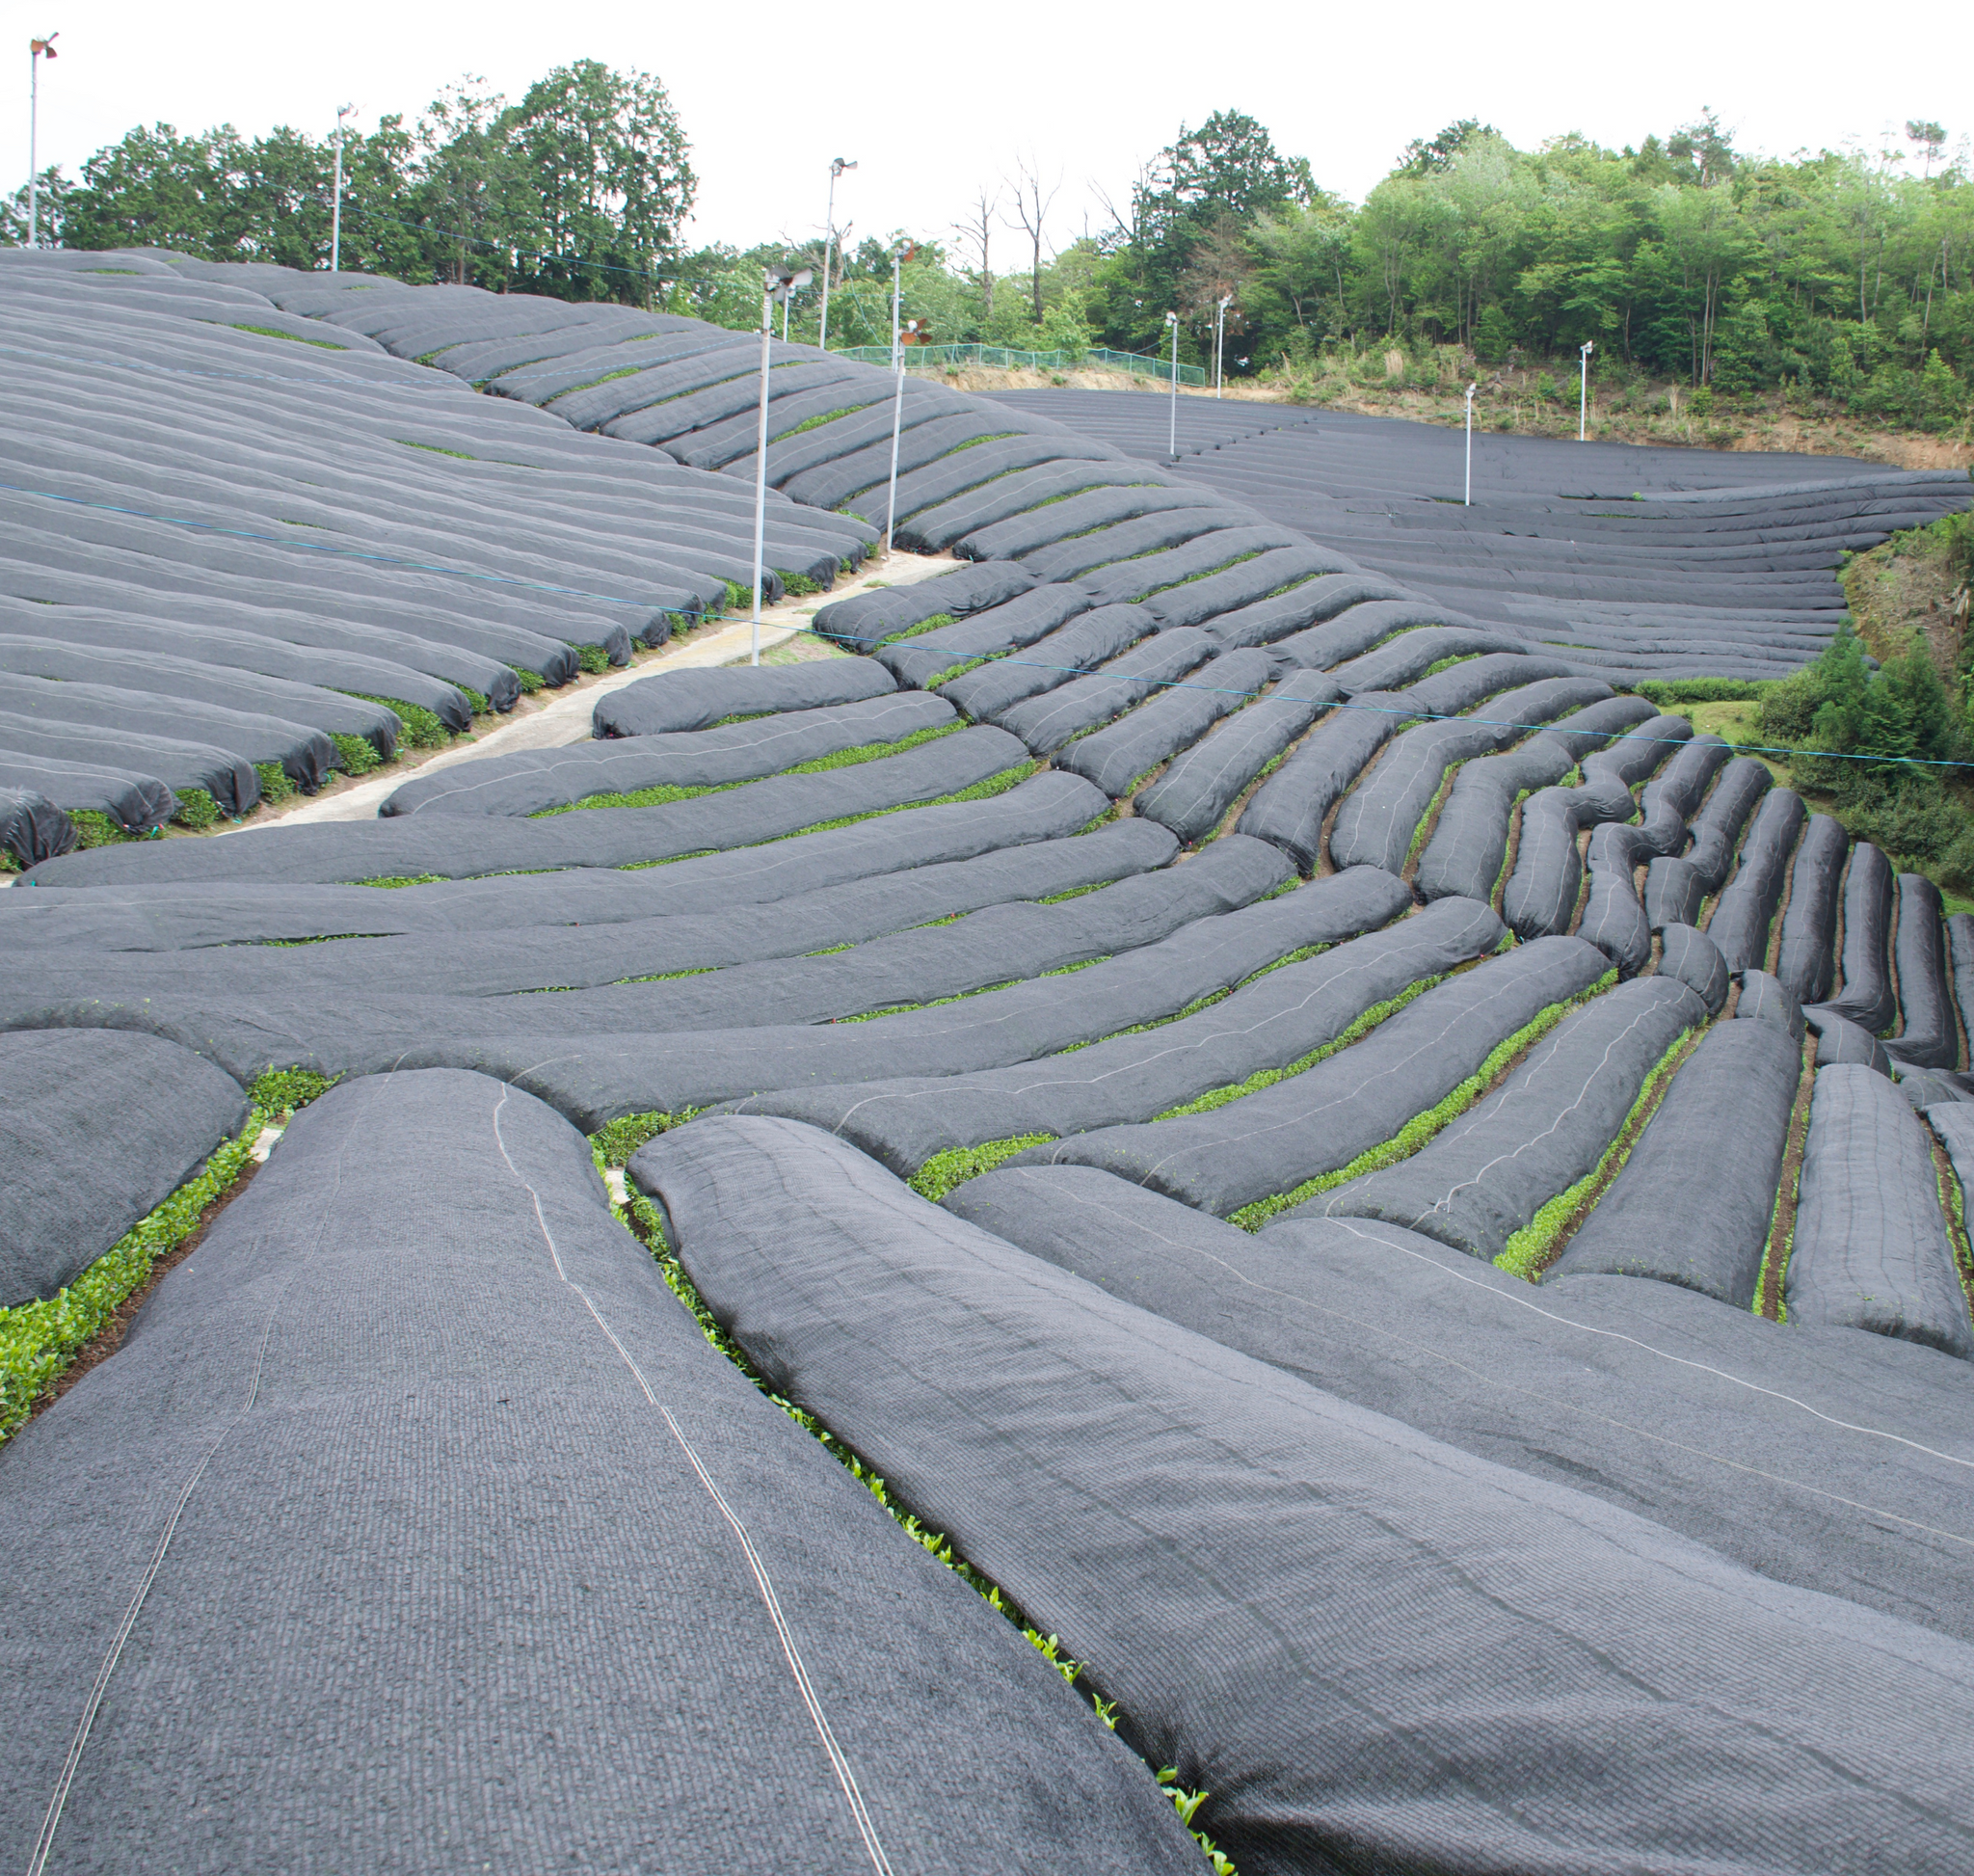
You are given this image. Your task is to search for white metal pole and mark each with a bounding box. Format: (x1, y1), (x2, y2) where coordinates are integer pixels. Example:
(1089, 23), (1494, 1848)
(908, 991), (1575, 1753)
(1215, 294), (1231, 398)
(883, 248), (905, 557)
(1464, 382), (1477, 506)
(1579, 339), (1593, 442)
(818, 174), (837, 351)
(1166, 312), (1179, 457)
(28, 43), (38, 251)
(750, 281), (773, 666)
(331, 105), (352, 273)
(817, 157), (854, 351)
(28, 36), (55, 249)
(782, 287), (790, 343)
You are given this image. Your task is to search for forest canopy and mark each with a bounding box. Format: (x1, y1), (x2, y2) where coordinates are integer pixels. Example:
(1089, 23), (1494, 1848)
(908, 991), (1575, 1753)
(7, 78), (1969, 426)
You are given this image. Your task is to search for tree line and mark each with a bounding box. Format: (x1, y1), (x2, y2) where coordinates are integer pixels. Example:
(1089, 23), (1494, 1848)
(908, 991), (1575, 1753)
(704, 107), (1971, 434)
(3, 63), (696, 308)
(8, 74), (1969, 430)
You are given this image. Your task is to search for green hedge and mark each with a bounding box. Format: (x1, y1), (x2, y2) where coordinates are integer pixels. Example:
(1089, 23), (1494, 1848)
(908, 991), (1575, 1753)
(1632, 678), (1772, 705)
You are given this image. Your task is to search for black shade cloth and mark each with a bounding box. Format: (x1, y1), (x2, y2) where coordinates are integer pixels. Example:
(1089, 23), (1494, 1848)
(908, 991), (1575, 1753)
(0, 635), (402, 759)
(955, 485), (1229, 563)
(1323, 629), (1532, 694)
(635, 1114), (1974, 1876)
(1774, 814), (1849, 1004)
(946, 1164), (1974, 1643)
(0, 754), (173, 835)
(1054, 648), (1273, 799)
(0, 1028), (246, 1307)
(811, 563), (1038, 652)
(1657, 922), (1730, 1014)
(13, 835), (1292, 1083)
(5, 820), (1179, 1013)
(0, 1071), (1201, 1874)
(0, 775), (1113, 951)
(1785, 1062), (1974, 1358)
(941, 605), (1155, 723)
(1704, 788), (1806, 970)
(893, 458), (1167, 551)
(1133, 671), (1342, 845)
(0, 786), (75, 866)
(1827, 843), (1897, 1033)
(1643, 855), (1705, 931)
(0, 674), (334, 791)
(1885, 873), (1959, 1069)
(996, 630), (1219, 758)
(1953, 915), (1974, 1072)
(1312, 974), (1704, 1259)
(1576, 823), (1656, 975)
(726, 885), (1486, 1176)
(381, 693), (955, 818)
(1803, 1005), (1896, 1076)
(1235, 689), (1415, 874)
(1200, 575), (1415, 653)
(1411, 698), (1658, 905)
(1142, 547), (1361, 632)
(874, 585), (1095, 690)
(24, 725), (1030, 887)
(1008, 935), (1611, 1218)
(0, 600), (485, 727)
(1734, 966), (1805, 1040)
(380, 862), (1390, 1132)
(1547, 1017), (1801, 1306)
(594, 657), (896, 738)
(1328, 679), (1613, 877)
(1685, 759), (1772, 892)
(1020, 509), (1252, 583)
(0, 710), (258, 817)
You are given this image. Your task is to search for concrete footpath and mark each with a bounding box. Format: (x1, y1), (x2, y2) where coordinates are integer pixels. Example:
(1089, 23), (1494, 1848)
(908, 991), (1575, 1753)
(214, 551), (962, 832)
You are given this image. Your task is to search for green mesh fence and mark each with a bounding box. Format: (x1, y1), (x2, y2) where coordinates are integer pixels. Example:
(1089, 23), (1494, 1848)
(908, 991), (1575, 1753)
(832, 342), (1206, 387)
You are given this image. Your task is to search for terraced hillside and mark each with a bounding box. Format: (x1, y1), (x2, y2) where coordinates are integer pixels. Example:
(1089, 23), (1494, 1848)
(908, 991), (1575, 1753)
(6, 247), (1974, 1876)
(988, 387), (1974, 682)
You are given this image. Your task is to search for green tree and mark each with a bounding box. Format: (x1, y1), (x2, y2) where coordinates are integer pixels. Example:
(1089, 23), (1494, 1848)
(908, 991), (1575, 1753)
(497, 61), (696, 304)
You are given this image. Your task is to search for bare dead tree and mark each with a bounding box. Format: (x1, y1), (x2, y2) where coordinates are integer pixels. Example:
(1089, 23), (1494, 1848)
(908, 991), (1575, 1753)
(1004, 154), (1062, 324)
(954, 187), (998, 322)
(1088, 157), (1156, 248)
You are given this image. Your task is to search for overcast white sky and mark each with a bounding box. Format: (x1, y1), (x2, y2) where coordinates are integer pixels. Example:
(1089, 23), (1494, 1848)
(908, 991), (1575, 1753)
(12, 0), (1966, 258)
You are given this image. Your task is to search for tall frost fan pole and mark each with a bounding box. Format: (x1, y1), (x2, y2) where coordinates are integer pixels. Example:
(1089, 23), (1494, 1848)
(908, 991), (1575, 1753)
(27, 34), (57, 250)
(752, 265), (811, 664)
(882, 241), (914, 559)
(1164, 310), (1180, 458)
(1464, 381), (1477, 506)
(816, 155), (856, 351)
(1214, 294), (1232, 398)
(330, 104), (353, 273)
(1579, 339), (1593, 442)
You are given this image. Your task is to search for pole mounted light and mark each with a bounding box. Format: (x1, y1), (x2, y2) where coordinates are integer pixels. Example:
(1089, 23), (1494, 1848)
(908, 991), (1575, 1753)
(882, 241), (918, 559)
(330, 103), (354, 274)
(1165, 310), (1181, 459)
(1464, 382), (1478, 506)
(816, 156), (857, 352)
(1214, 294), (1233, 399)
(27, 32), (57, 251)
(1579, 339), (1594, 442)
(750, 263), (814, 666)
